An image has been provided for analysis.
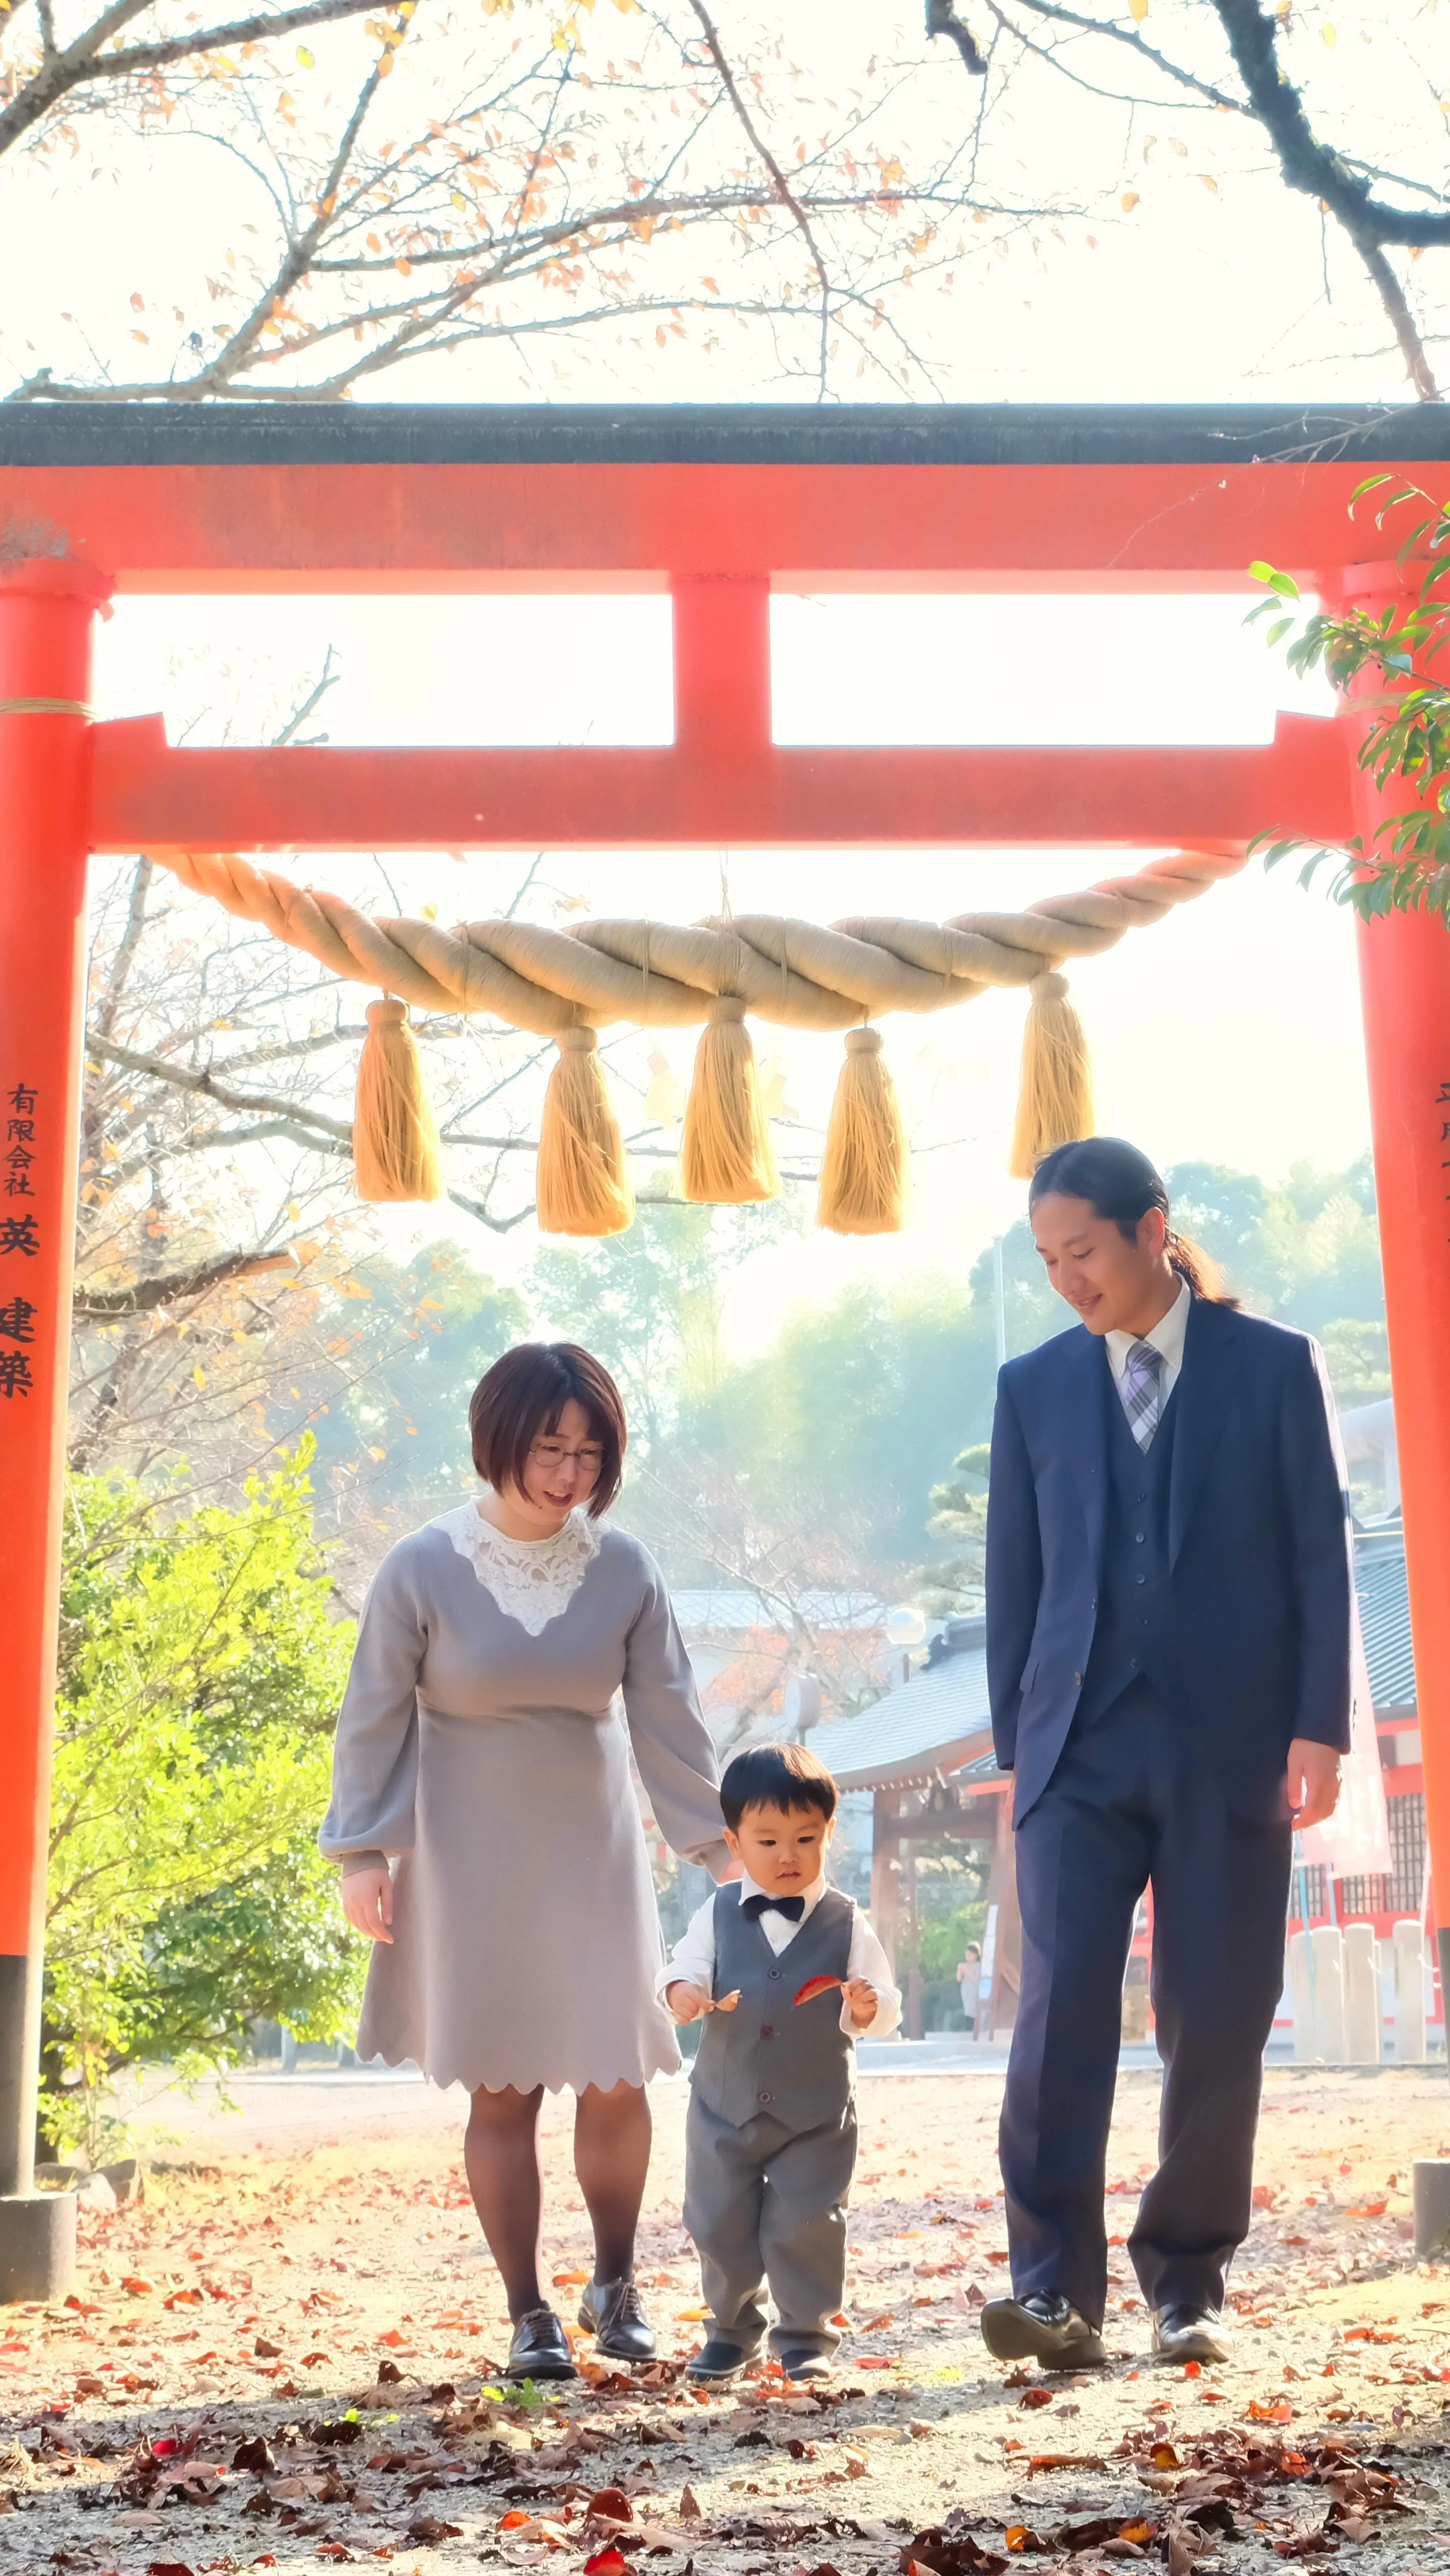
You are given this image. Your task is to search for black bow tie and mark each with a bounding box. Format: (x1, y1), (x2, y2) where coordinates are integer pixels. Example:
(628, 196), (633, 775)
(742, 1893), (805, 1922)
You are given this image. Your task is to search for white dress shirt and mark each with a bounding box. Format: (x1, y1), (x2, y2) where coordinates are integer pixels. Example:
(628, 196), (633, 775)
(1104, 1274), (1192, 1406)
(659, 1873), (903, 2040)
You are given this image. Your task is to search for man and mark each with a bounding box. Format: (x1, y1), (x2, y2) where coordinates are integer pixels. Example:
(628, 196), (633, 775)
(982, 1137), (1350, 2371)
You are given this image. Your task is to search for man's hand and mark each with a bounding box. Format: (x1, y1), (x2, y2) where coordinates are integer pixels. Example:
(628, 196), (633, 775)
(1285, 1738), (1343, 1832)
(341, 1865), (394, 1944)
(665, 1981), (740, 2022)
(843, 1977), (878, 2031)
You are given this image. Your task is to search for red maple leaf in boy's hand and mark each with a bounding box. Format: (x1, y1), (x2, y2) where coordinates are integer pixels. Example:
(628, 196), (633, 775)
(793, 1974), (844, 2006)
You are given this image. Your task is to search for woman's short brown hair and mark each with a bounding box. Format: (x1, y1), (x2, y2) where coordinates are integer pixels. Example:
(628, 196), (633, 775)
(468, 1342), (626, 1517)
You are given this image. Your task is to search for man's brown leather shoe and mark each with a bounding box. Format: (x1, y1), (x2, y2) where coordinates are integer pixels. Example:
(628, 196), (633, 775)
(980, 2292), (1107, 2369)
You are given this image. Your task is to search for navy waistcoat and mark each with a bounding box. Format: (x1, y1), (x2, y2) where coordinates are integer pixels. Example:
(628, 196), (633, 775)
(1075, 1357), (1181, 1727)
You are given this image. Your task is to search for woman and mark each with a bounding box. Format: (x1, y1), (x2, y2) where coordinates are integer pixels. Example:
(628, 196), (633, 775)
(956, 1940), (981, 2035)
(322, 1341), (728, 2382)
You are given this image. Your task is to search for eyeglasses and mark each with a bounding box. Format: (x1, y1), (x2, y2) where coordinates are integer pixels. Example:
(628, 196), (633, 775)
(529, 1440), (605, 1479)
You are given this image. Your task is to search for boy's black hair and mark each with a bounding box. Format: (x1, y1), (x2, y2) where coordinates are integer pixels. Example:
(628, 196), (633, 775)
(720, 1741), (838, 1832)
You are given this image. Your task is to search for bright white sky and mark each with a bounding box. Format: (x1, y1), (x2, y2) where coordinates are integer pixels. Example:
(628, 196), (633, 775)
(6, 1), (1444, 402)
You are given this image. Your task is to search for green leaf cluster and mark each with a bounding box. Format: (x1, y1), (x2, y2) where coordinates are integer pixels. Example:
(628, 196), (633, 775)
(1249, 479), (1450, 925)
(44, 1441), (361, 2159)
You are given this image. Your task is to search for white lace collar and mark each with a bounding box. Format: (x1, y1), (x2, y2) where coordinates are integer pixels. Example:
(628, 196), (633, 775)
(437, 1499), (601, 1637)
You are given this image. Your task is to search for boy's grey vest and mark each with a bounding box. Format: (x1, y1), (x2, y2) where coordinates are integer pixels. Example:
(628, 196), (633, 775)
(692, 1886), (856, 2131)
(1075, 1364), (1181, 1729)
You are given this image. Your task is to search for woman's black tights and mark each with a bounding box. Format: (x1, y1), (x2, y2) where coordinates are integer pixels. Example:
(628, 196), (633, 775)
(464, 2078), (652, 2321)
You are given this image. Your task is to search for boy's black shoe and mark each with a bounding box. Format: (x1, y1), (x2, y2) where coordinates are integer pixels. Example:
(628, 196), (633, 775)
(686, 2338), (755, 2382)
(980, 2292), (1107, 2370)
(505, 2305), (578, 2381)
(578, 2278), (656, 2364)
(776, 2347), (832, 2381)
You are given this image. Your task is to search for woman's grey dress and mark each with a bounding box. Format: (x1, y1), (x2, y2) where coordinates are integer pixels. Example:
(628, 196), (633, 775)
(320, 1503), (728, 2096)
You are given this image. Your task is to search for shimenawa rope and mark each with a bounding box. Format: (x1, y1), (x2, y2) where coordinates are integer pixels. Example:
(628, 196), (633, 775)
(140, 842), (1249, 1235)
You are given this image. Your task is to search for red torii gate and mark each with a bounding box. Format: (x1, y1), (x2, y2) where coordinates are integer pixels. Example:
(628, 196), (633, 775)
(3, 402), (1449, 2294)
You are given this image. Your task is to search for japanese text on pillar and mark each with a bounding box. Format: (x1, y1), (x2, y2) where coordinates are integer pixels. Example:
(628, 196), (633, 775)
(0, 1081), (40, 1400)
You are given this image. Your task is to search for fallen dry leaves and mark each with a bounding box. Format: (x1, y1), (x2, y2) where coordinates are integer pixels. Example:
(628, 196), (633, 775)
(0, 2068), (1444, 2574)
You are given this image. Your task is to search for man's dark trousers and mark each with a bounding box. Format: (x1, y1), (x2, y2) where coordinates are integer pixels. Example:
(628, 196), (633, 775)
(1001, 1677), (1292, 2327)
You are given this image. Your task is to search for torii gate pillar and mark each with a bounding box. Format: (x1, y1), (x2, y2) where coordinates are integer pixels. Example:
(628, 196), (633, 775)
(1342, 564), (1450, 2021)
(0, 561), (109, 2299)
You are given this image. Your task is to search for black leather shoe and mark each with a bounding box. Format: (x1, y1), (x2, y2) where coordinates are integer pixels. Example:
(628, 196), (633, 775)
(775, 2346), (832, 2381)
(980, 2292), (1107, 2369)
(1151, 2303), (1230, 2365)
(505, 2304), (577, 2381)
(578, 2277), (656, 2364)
(686, 2337), (756, 2382)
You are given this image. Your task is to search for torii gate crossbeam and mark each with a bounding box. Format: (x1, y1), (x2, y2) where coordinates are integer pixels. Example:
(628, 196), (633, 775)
(2, 403), (1448, 2296)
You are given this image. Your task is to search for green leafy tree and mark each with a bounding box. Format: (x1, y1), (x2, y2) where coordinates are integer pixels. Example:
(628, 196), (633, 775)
(1252, 480), (1450, 919)
(300, 1243), (527, 1545)
(910, 1154), (1391, 1580)
(533, 1199), (808, 1457)
(682, 1278), (995, 1571)
(531, 1206), (746, 1454)
(917, 1440), (990, 1618)
(968, 1224), (1059, 1357)
(45, 1444), (359, 2159)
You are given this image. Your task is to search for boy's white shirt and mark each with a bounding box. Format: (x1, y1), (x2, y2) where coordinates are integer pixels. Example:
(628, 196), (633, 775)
(659, 1872), (903, 2039)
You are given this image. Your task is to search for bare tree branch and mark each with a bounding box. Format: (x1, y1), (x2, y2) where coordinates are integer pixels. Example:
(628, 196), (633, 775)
(685, 0), (836, 393)
(981, 0), (1444, 400)
(87, 1035), (356, 1141)
(1211, 0), (1450, 254)
(926, 0), (988, 80)
(73, 1246), (298, 1320)
(0, 0), (385, 162)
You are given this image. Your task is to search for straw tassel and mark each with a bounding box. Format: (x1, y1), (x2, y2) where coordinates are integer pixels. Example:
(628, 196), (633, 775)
(536, 1025), (634, 1237)
(1008, 971), (1096, 1179)
(680, 996), (779, 1205)
(817, 1026), (907, 1235)
(352, 998), (444, 1203)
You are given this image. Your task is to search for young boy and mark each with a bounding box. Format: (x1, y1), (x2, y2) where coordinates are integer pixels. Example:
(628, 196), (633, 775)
(659, 1742), (901, 2383)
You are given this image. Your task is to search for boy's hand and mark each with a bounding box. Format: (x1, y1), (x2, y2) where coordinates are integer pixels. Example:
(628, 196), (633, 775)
(665, 1980), (709, 2022)
(665, 1982), (739, 2022)
(843, 1977), (878, 2031)
(341, 1865), (394, 1944)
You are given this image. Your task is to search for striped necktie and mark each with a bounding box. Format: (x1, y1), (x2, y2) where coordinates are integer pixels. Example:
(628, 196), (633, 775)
(1120, 1338), (1165, 1451)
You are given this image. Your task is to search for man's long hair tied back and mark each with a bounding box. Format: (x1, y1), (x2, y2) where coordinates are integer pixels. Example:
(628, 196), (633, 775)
(1028, 1136), (1235, 1306)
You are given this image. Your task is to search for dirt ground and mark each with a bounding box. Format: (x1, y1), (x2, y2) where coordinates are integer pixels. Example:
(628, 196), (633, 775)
(3, 2065), (1449, 2576)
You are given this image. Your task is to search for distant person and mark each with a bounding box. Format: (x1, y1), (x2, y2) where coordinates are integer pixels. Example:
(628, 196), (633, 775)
(957, 1940), (983, 2034)
(661, 1742), (901, 2382)
(983, 1139), (1350, 2371)
(321, 1341), (728, 2384)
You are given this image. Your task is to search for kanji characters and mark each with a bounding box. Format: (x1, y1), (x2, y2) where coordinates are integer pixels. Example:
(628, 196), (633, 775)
(0, 1298), (36, 1343)
(0, 1351), (32, 1399)
(0, 1214), (39, 1258)
(6, 1083), (36, 1116)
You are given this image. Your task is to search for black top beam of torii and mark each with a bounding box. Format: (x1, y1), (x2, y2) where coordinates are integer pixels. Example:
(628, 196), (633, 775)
(3, 399), (1450, 471)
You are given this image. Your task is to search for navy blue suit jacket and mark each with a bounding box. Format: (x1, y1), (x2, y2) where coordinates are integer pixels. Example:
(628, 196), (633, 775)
(985, 1295), (1354, 1824)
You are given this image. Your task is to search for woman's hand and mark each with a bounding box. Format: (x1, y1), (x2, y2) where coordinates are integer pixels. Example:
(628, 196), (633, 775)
(843, 1977), (878, 2031)
(665, 1981), (739, 2022)
(341, 1865), (394, 1944)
